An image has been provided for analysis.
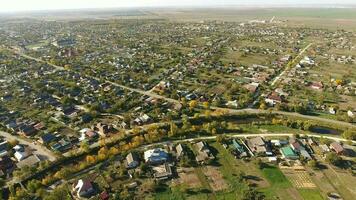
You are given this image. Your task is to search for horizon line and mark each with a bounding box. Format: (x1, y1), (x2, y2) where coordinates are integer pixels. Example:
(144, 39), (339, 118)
(1, 4), (356, 14)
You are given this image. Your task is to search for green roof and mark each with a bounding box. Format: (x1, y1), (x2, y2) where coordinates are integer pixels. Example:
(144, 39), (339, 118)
(280, 146), (297, 157)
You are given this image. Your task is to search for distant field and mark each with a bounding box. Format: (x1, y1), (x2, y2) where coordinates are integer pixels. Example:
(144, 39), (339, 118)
(154, 8), (356, 30)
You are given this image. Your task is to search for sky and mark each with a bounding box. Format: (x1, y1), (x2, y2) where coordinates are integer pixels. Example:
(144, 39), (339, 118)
(1, 0), (356, 12)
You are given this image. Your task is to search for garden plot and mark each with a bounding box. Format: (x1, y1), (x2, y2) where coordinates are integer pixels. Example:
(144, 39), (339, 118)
(282, 169), (316, 188)
(203, 166), (228, 191)
(175, 167), (202, 188)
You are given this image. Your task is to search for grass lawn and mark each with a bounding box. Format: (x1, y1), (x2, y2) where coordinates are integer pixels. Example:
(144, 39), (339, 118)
(239, 124), (306, 134)
(211, 143), (250, 197)
(211, 142), (279, 199)
(261, 165), (292, 188)
(260, 165), (302, 199)
(298, 189), (324, 200)
(154, 186), (210, 200)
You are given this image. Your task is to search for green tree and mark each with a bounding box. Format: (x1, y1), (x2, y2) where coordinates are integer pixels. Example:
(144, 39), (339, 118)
(241, 187), (265, 200)
(342, 129), (356, 140)
(80, 141), (90, 152)
(307, 160), (319, 170)
(44, 184), (71, 200)
(325, 152), (342, 166)
(169, 121), (179, 137)
(26, 180), (42, 194)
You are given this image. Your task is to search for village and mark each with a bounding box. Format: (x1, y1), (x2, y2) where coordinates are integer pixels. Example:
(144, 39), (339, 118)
(0, 9), (355, 200)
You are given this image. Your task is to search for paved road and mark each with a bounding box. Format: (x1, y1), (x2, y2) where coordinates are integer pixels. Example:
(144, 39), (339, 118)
(271, 43), (313, 87)
(141, 132), (356, 149)
(210, 107), (356, 128)
(0, 131), (57, 161)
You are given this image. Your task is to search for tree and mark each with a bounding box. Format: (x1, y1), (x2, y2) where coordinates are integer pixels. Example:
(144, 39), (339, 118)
(80, 141), (90, 152)
(259, 102), (267, 110)
(307, 160), (319, 170)
(54, 167), (73, 179)
(8, 139), (19, 148)
(325, 152), (342, 166)
(9, 188), (32, 200)
(98, 147), (109, 160)
(44, 184), (71, 200)
(109, 147), (119, 156)
(181, 115), (192, 133)
(26, 180), (42, 194)
(216, 135), (227, 144)
(0, 178), (5, 188)
(342, 129), (356, 140)
(86, 155), (96, 164)
(319, 137), (331, 145)
(241, 187), (265, 200)
(189, 100), (198, 110)
(203, 101), (210, 109)
(169, 122), (179, 137)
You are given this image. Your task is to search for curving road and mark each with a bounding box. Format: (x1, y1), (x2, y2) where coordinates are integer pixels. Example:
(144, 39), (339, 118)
(0, 131), (57, 161)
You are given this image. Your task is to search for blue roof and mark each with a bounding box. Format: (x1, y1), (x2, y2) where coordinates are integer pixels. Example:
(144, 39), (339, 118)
(40, 133), (56, 143)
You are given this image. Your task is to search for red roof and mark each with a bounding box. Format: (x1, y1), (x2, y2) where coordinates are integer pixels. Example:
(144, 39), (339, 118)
(86, 130), (97, 138)
(330, 142), (344, 154)
(268, 92), (282, 102)
(100, 191), (109, 200)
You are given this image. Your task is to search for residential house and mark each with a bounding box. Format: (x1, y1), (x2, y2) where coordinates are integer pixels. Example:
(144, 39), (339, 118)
(61, 106), (78, 118)
(280, 146), (299, 160)
(270, 139), (289, 147)
(14, 146), (30, 161)
(17, 154), (41, 168)
(126, 152), (140, 169)
(39, 133), (56, 145)
(79, 128), (98, 142)
(134, 114), (151, 125)
(144, 148), (168, 165)
(329, 107), (336, 115)
(247, 137), (272, 156)
(347, 110), (354, 118)
(310, 82), (323, 90)
(232, 139), (248, 157)
(194, 141), (215, 163)
(52, 38), (76, 48)
(93, 123), (114, 137)
(0, 156), (15, 176)
(329, 142), (344, 155)
(300, 149), (312, 160)
(153, 163), (173, 180)
(73, 179), (95, 198)
(175, 144), (186, 159)
(289, 138), (304, 153)
(99, 191), (110, 200)
(0, 140), (9, 154)
(319, 144), (330, 153)
(265, 92), (284, 106)
(17, 124), (37, 137)
(244, 82), (259, 93)
(51, 139), (72, 152)
(33, 122), (45, 130)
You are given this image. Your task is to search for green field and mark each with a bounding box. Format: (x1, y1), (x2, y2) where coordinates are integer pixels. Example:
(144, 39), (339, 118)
(298, 189), (324, 200)
(261, 165), (292, 188)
